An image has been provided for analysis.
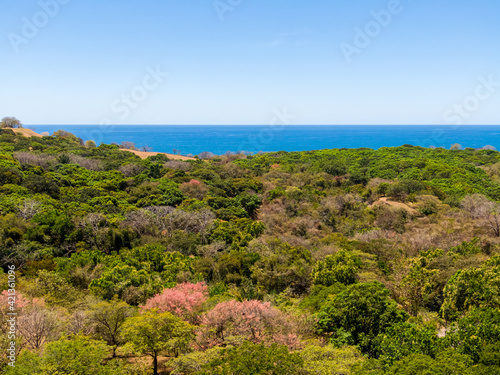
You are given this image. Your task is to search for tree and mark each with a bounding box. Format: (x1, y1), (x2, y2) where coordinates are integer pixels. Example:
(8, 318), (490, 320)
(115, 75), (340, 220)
(122, 310), (194, 375)
(445, 308), (500, 363)
(158, 179), (185, 206)
(18, 299), (61, 349)
(198, 151), (215, 160)
(385, 349), (472, 375)
(392, 250), (440, 316)
(197, 299), (300, 349)
(89, 264), (162, 304)
(4, 335), (132, 375)
(312, 250), (362, 286)
(141, 282), (208, 324)
(450, 143), (463, 150)
(85, 140), (97, 148)
(194, 342), (304, 375)
(140, 145), (153, 152)
(120, 141), (137, 150)
(88, 298), (135, 357)
(315, 282), (408, 356)
(250, 239), (313, 295)
(378, 321), (443, 367)
(299, 345), (364, 375)
(440, 263), (500, 321)
(0, 117), (22, 128)
(323, 160), (348, 176)
(17, 199), (42, 220)
(180, 180), (209, 201)
(461, 194), (500, 237)
(22, 174), (60, 199)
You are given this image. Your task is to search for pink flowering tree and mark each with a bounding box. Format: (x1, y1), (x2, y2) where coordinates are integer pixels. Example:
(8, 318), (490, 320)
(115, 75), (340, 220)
(0, 290), (30, 315)
(141, 282), (208, 324)
(196, 300), (301, 350)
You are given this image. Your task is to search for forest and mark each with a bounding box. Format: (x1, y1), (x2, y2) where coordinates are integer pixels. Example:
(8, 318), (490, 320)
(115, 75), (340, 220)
(1, 126), (500, 374)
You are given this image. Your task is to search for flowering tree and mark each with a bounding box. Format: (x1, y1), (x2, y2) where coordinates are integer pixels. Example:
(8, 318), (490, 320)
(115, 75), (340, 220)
(141, 282), (208, 324)
(197, 300), (301, 349)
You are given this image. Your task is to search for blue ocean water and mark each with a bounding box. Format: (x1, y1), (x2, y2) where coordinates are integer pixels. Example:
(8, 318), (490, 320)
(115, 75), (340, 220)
(28, 125), (500, 156)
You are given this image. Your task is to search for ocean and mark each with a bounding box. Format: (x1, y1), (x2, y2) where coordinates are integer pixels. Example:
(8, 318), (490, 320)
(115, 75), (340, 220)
(28, 125), (500, 156)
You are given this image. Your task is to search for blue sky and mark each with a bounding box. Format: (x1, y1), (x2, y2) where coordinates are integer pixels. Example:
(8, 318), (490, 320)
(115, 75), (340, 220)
(1, 0), (499, 125)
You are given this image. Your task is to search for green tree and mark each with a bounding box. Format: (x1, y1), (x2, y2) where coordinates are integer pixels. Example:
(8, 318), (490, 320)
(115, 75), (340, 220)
(89, 264), (162, 304)
(312, 250), (362, 286)
(445, 308), (500, 363)
(315, 282), (408, 356)
(378, 321), (443, 367)
(123, 310), (194, 375)
(250, 239), (313, 295)
(441, 263), (500, 321)
(394, 250), (441, 316)
(299, 345), (364, 375)
(385, 349), (472, 375)
(88, 298), (136, 357)
(5, 336), (130, 375)
(158, 179), (185, 206)
(194, 342), (304, 375)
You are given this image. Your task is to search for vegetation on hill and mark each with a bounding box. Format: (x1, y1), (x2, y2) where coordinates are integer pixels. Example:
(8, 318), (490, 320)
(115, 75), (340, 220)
(1, 126), (500, 374)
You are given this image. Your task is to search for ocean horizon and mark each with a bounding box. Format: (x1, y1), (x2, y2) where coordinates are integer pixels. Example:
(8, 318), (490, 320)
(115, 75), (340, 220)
(27, 125), (500, 156)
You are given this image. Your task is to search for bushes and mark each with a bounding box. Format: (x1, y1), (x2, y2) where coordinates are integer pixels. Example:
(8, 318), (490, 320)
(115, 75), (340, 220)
(22, 174), (60, 198)
(315, 282), (408, 356)
(250, 238), (313, 294)
(441, 263), (500, 321)
(4, 336), (133, 375)
(312, 249), (362, 286)
(194, 342), (304, 375)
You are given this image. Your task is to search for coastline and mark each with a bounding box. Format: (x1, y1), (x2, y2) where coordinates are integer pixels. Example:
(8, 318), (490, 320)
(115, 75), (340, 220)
(11, 127), (195, 160)
(118, 148), (195, 160)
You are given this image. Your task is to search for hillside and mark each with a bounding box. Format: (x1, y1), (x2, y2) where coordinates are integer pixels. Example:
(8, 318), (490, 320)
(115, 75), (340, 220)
(12, 128), (44, 138)
(1, 128), (500, 374)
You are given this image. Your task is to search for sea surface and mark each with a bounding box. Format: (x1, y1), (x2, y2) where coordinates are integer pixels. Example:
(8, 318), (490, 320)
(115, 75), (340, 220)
(28, 125), (500, 156)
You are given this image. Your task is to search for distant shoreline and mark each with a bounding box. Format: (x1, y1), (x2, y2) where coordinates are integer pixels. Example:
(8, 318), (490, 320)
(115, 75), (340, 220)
(118, 148), (195, 160)
(15, 125), (500, 155)
(11, 128), (195, 160)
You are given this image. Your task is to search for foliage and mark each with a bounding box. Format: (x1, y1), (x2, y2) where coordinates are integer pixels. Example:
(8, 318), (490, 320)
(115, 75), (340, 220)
(299, 344), (364, 375)
(377, 321), (443, 367)
(385, 349), (472, 375)
(3, 133), (500, 371)
(88, 298), (136, 357)
(141, 282), (208, 323)
(250, 238), (313, 295)
(123, 310), (194, 375)
(315, 282), (408, 356)
(441, 262), (500, 321)
(445, 308), (500, 363)
(197, 299), (301, 349)
(4, 335), (133, 375)
(0, 117), (22, 128)
(194, 341), (304, 375)
(312, 249), (362, 286)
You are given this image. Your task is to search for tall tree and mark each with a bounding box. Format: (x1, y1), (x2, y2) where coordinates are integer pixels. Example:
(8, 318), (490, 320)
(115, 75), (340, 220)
(0, 116), (22, 128)
(122, 310), (194, 375)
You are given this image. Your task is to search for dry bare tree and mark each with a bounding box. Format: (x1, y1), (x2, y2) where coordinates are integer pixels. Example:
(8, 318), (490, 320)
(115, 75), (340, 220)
(18, 304), (60, 349)
(18, 199), (42, 220)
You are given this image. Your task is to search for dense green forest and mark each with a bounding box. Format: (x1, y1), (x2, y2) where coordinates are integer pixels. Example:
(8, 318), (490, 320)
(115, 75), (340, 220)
(1, 127), (500, 374)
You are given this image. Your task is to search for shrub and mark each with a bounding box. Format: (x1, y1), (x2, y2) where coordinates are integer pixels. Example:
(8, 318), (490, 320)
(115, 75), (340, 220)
(312, 250), (362, 286)
(315, 282), (408, 356)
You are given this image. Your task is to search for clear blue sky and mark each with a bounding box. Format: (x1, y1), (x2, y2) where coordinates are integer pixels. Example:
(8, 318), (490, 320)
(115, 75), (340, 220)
(1, 0), (499, 125)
